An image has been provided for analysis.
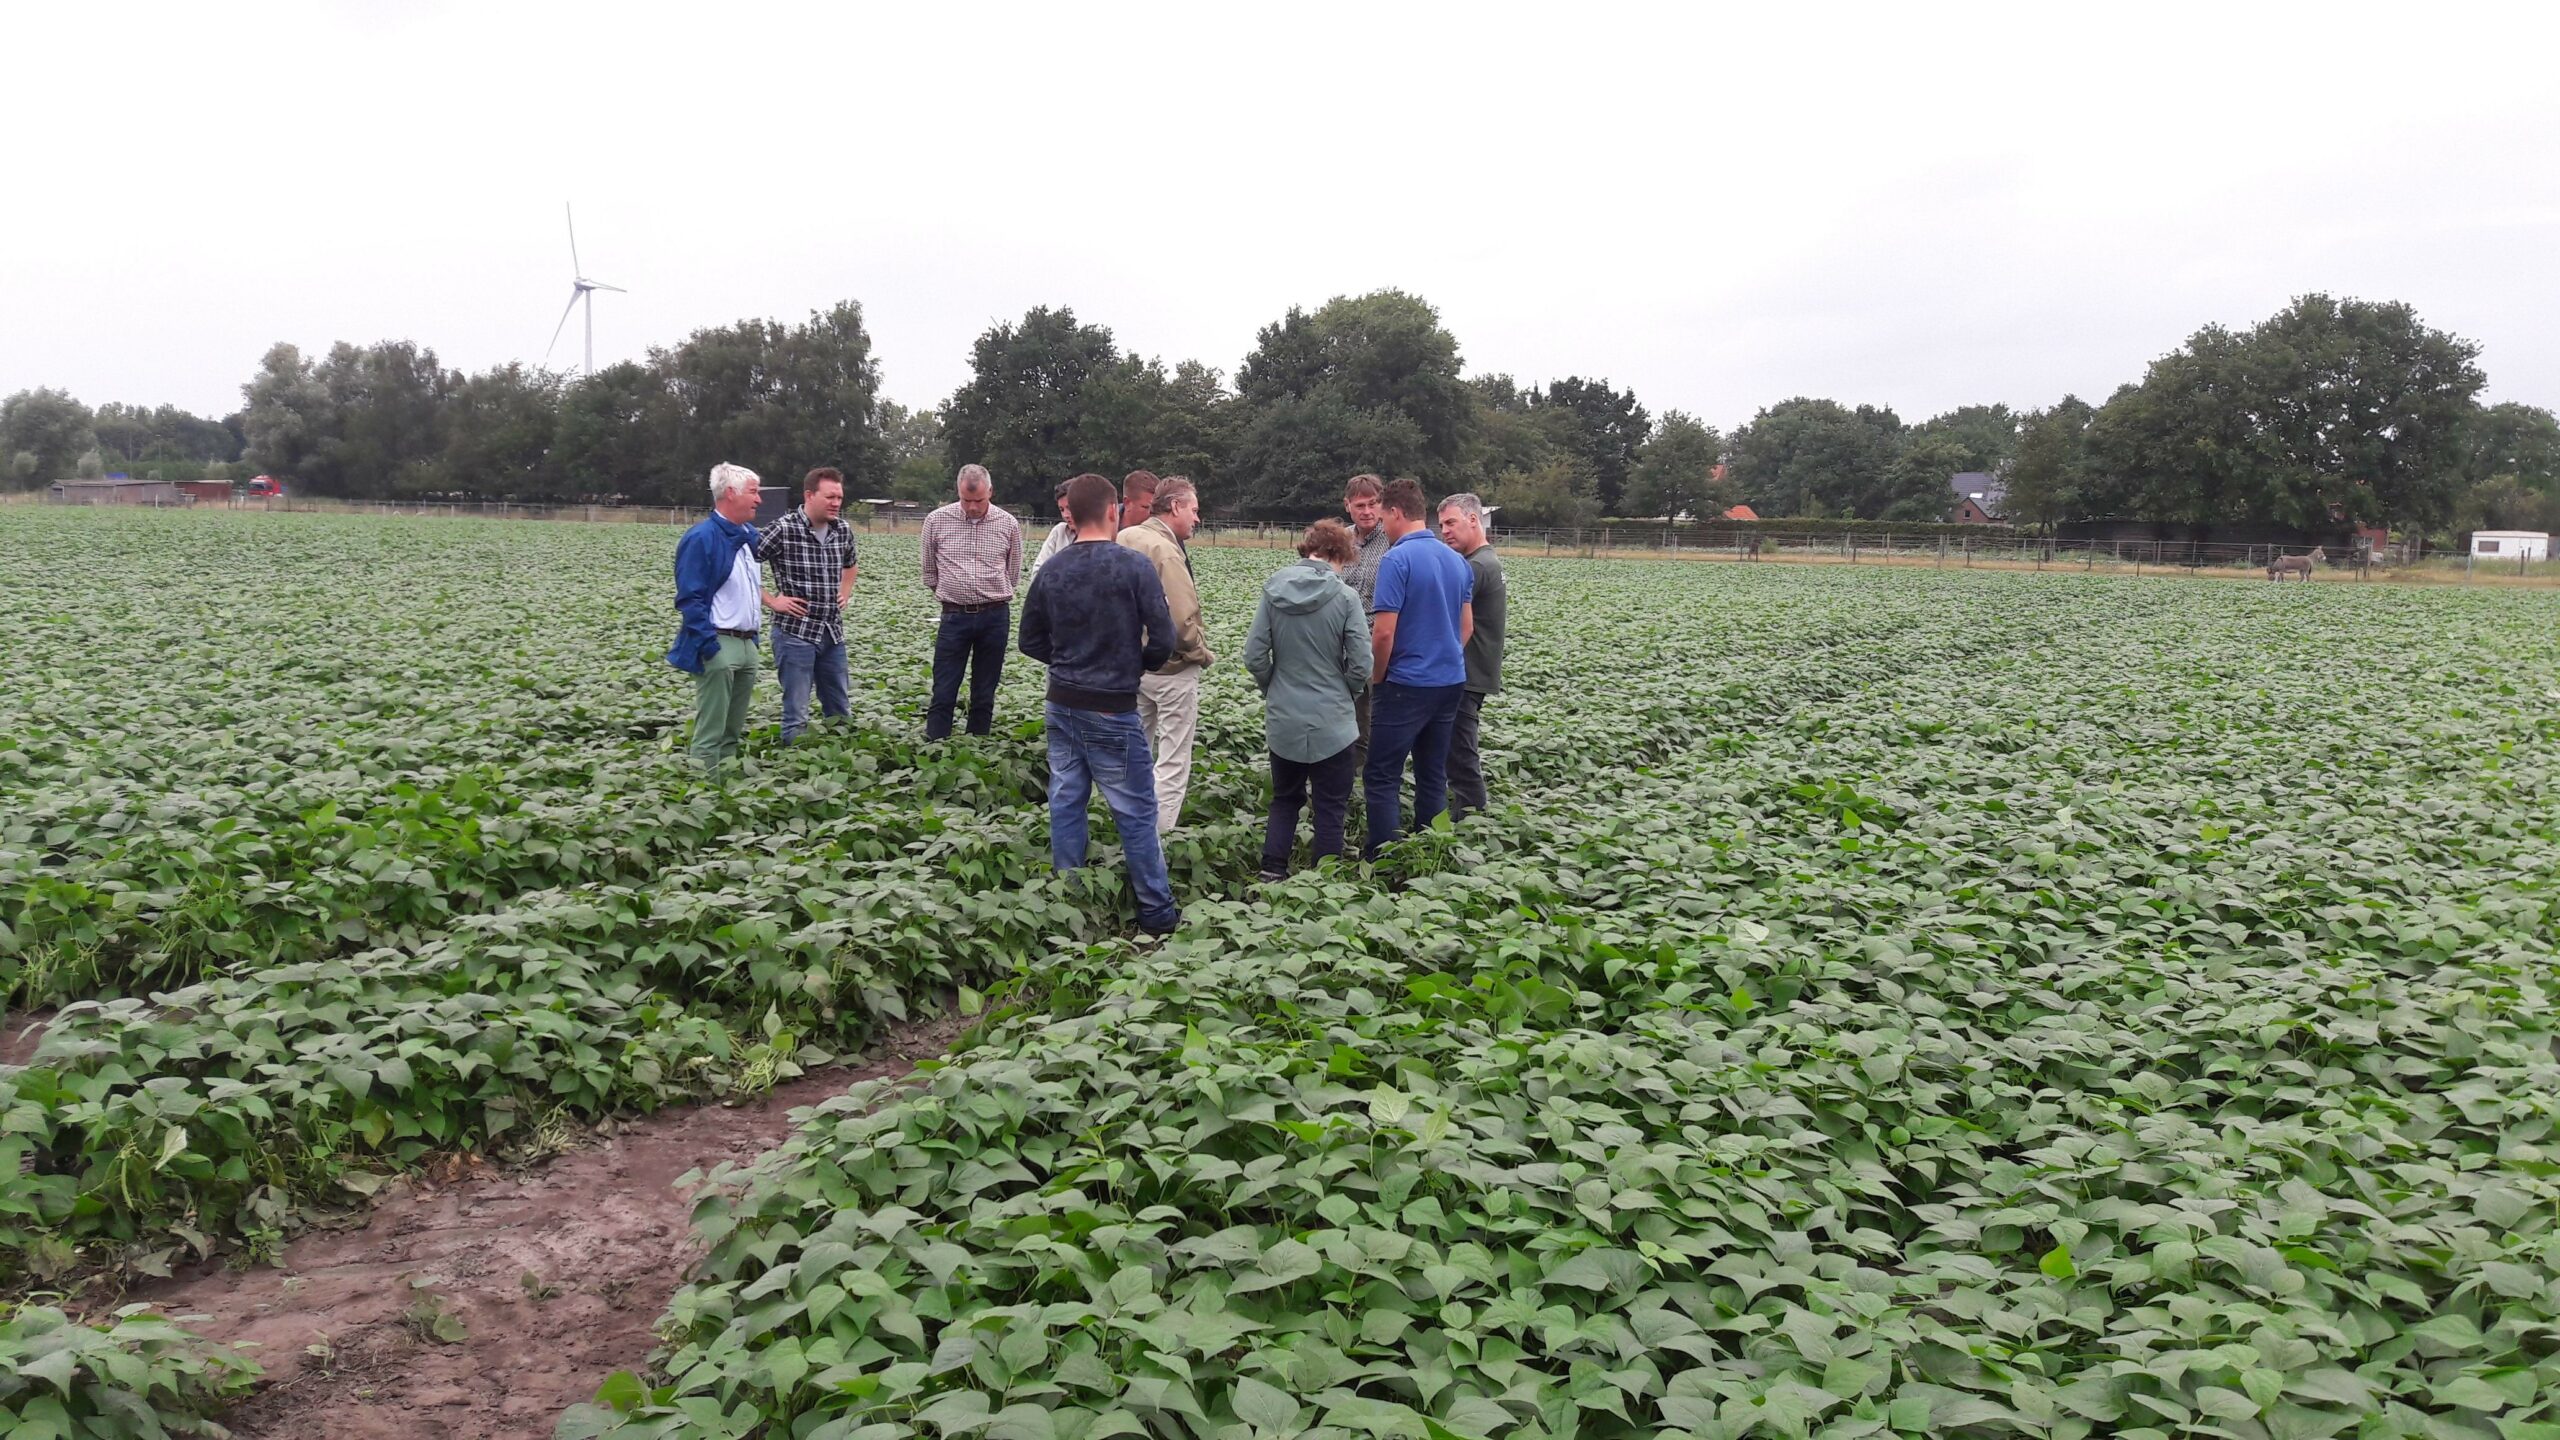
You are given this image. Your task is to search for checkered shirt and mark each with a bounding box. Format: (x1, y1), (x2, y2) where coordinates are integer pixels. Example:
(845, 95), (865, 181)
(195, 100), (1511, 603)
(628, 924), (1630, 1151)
(919, 501), (1022, 605)
(1343, 520), (1391, 612)
(758, 508), (858, 645)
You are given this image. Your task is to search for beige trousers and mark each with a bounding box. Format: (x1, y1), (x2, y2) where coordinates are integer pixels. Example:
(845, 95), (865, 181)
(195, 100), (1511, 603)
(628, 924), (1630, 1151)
(1136, 667), (1202, 833)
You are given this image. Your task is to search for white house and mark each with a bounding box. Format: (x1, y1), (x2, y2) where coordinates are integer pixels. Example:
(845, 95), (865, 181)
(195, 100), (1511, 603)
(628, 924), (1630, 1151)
(2470, 530), (2551, 561)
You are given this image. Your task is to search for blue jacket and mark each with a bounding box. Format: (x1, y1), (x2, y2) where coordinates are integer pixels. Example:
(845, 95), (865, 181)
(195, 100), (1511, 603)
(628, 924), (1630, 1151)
(1018, 539), (1174, 712)
(667, 512), (759, 674)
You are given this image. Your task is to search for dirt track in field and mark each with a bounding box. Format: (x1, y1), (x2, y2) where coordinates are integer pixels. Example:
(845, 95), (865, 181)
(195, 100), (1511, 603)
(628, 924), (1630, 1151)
(133, 1012), (966, 1440)
(1, 1009), (54, 1067)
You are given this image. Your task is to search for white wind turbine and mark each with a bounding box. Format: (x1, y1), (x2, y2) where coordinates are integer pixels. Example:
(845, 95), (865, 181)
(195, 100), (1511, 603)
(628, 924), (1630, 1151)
(544, 203), (625, 376)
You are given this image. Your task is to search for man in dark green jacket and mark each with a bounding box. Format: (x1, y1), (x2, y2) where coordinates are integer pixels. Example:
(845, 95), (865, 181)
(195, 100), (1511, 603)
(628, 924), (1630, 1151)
(1243, 519), (1372, 877)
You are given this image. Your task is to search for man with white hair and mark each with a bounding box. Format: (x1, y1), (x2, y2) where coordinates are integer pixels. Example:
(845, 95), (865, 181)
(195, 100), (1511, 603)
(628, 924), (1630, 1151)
(918, 463), (1021, 738)
(1436, 491), (1506, 816)
(667, 462), (766, 769)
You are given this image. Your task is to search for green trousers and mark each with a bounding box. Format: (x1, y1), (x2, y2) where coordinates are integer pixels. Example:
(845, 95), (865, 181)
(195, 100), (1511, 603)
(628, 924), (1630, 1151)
(690, 635), (760, 768)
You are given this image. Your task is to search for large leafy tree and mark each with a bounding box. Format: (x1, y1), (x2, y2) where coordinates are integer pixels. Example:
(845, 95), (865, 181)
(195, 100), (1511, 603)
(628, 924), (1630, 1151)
(1151, 360), (1237, 486)
(2238, 295), (2482, 530)
(1533, 376), (1651, 515)
(1910, 403), (2019, 476)
(765, 300), (891, 494)
(2089, 297), (2483, 531)
(1228, 389), (1431, 520)
(311, 340), (453, 500)
(550, 361), (677, 502)
(1229, 290), (1473, 518)
(1724, 397), (1905, 518)
(1876, 432), (1977, 522)
(1076, 356), (1235, 490)
(878, 400), (946, 503)
(652, 301), (888, 498)
(239, 343), (333, 488)
(437, 363), (561, 498)
(879, 401), (942, 469)
(1458, 376), (1572, 493)
(2453, 474), (2559, 538)
(2000, 395), (2098, 529)
(1623, 410), (1727, 520)
(940, 306), (1124, 507)
(0, 388), (96, 490)
(2454, 401), (2560, 494)
(1483, 458), (1597, 529)
(90, 403), (241, 467)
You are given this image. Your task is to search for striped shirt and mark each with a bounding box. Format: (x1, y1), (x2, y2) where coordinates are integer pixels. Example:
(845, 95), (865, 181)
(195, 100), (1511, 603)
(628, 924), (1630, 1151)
(919, 502), (1022, 605)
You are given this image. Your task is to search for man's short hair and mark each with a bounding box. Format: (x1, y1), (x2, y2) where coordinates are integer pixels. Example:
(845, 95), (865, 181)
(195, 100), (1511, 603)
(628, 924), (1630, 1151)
(1344, 473), (1384, 502)
(1053, 476), (1076, 498)
(956, 463), (992, 493)
(804, 466), (844, 494)
(1380, 477), (1427, 521)
(1064, 473), (1116, 528)
(1122, 470), (1159, 504)
(1437, 491), (1487, 528)
(1299, 517), (1358, 565)
(709, 462), (761, 504)
(1151, 476), (1197, 516)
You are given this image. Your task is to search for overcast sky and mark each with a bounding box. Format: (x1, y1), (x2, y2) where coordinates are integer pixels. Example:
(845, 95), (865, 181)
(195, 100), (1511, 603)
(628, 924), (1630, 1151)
(6, 2), (2557, 432)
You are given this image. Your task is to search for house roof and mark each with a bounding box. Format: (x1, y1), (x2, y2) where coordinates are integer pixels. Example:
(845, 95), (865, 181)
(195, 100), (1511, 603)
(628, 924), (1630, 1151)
(1723, 504), (1758, 521)
(1948, 471), (2004, 513)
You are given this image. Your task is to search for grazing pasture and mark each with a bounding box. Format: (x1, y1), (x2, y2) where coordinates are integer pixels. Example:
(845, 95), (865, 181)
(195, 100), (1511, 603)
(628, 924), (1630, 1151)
(0, 507), (2555, 1440)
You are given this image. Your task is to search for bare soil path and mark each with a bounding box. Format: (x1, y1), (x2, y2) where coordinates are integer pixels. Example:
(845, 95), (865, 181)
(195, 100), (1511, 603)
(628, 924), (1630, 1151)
(1, 1009), (54, 1068)
(131, 1013), (966, 1440)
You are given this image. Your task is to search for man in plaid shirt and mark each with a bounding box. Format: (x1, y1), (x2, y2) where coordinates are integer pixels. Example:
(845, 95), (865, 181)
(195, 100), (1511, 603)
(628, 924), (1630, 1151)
(760, 466), (859, 743)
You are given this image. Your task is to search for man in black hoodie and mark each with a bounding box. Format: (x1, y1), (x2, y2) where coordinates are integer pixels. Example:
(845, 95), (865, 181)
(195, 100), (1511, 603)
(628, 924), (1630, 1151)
(1019, 473), (1183, 934)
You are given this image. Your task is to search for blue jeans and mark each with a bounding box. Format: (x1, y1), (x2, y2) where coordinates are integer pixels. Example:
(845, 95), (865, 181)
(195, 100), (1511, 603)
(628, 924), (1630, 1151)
(1362, 680), (1465, 859)
(773, 631), (849, 743)
(928, 605), (1008, 739)
(1045, 702), (1179, 933)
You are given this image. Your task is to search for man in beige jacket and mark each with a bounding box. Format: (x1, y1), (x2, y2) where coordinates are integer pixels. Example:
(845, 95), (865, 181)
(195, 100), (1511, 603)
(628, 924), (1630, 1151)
(1117, 475), (1213, 832)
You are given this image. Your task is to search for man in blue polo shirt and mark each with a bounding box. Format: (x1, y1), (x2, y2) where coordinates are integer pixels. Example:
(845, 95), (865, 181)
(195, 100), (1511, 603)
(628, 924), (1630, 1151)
(1362, 477), (1475, 860)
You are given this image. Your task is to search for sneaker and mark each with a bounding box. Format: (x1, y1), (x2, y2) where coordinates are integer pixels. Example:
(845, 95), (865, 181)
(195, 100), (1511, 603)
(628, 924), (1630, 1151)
(1256, 867), (1287, 883)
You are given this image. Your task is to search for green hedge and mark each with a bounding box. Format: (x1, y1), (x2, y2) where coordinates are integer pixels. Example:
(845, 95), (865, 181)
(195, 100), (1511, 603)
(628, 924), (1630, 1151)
(1584, 517), (2021, 542)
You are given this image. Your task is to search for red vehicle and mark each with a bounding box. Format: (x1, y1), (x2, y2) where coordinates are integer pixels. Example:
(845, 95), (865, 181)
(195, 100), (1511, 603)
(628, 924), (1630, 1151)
(244, 475), (285, 498)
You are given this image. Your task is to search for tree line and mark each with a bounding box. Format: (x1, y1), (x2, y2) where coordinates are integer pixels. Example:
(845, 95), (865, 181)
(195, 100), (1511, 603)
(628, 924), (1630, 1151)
(6, 290), (2555, 538)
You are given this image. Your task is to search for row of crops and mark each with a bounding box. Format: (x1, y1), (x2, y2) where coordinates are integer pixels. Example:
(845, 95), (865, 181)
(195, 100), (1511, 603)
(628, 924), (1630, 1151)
(2, 507), (2557, 1439)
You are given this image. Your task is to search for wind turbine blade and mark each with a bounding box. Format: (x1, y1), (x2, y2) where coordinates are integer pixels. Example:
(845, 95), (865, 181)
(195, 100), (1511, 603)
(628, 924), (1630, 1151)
(584, 280), (626, 293)
(565, 202), (582, 277)
(543, 288), (581, 364)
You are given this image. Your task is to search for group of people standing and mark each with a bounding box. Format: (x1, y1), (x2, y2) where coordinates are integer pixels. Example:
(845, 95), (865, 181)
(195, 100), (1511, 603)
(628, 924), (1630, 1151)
(666, 461), (1506, 937)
